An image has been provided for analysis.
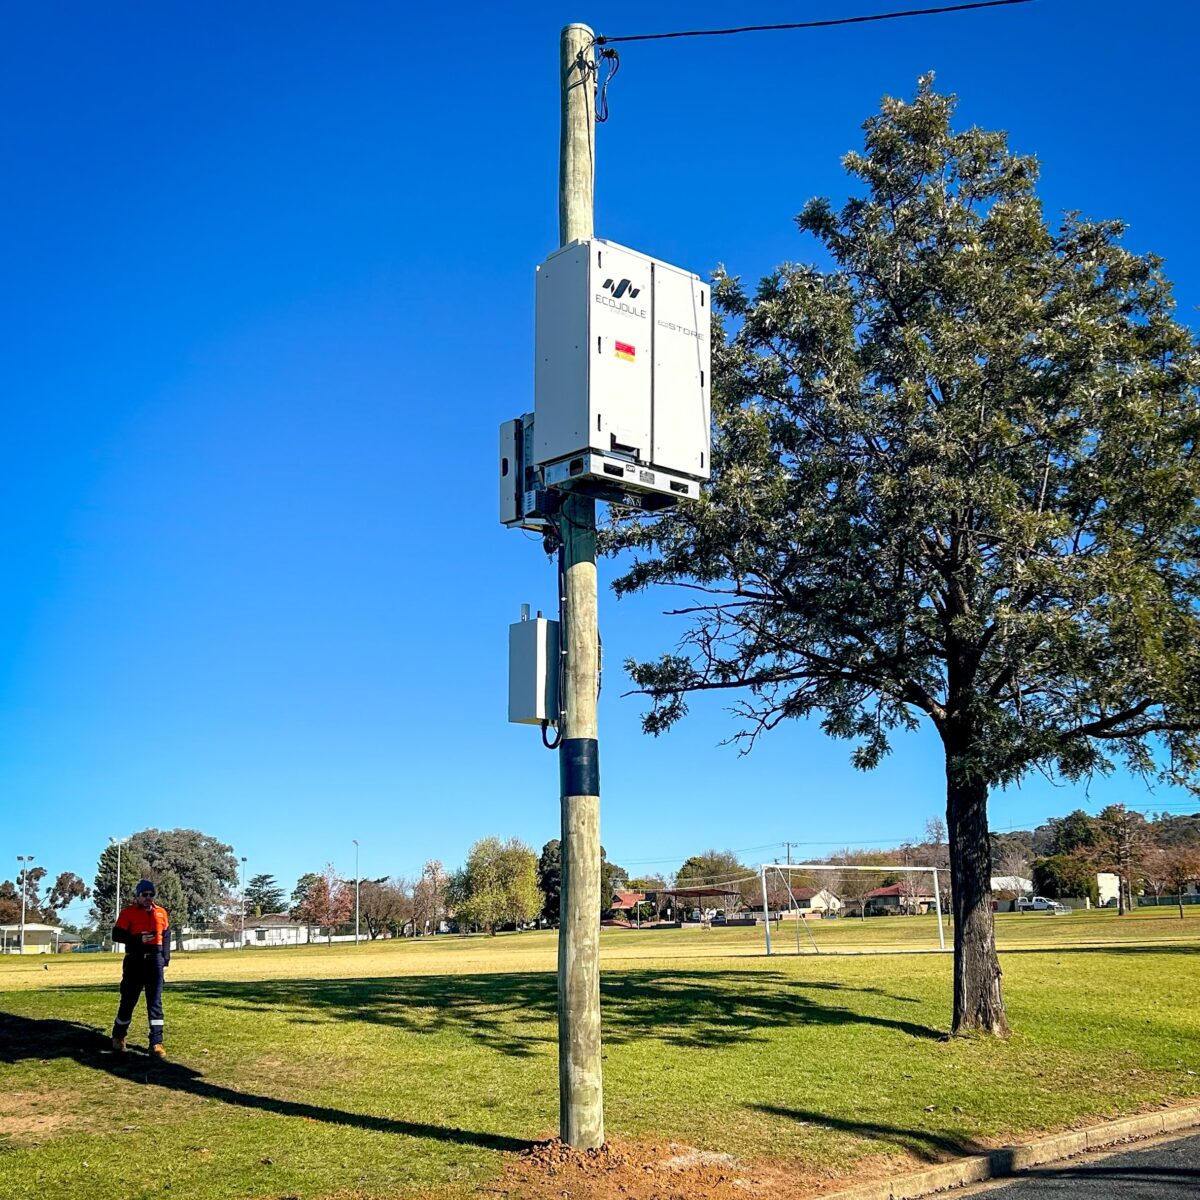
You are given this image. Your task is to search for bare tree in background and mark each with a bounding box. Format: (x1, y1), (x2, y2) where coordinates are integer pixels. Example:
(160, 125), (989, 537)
(412, 859), (447, 935)
(360, 877), (411, 939)
(295, 864), (352, 944)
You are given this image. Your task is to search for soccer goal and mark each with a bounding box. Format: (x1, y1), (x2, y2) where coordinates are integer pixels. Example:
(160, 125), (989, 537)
(758, 862), (947, 955)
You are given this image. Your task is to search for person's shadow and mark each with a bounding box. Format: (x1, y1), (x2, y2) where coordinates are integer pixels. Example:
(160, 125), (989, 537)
(0, 1011), (531, 1152)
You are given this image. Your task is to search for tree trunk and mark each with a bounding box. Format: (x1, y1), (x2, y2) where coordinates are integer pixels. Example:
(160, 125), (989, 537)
(945, 764), (1009, 1037)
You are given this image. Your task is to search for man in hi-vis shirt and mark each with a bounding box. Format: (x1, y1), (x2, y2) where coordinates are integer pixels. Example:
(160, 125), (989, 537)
(111, 879), (171, 1057)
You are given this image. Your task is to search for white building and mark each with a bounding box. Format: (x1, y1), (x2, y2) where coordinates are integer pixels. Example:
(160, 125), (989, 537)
(1097, 872), (1121, 907)
(0, 923), (63, 954)
(242, 913), (314, 946)
(785, 887), (845, 917)
(990, 876), (1033, 896)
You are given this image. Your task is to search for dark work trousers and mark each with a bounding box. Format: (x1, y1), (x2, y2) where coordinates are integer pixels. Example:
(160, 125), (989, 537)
(112, 952), (166, 1046)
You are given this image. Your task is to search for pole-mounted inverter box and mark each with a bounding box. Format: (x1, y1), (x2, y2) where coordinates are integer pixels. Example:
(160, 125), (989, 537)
(534, 239), (710, 495)
(508, 612), (559, 725)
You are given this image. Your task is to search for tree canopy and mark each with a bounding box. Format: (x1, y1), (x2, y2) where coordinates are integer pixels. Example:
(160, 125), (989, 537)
(91, 829), (238, 930)
(290, 872), (320, 921)
(537, 839), (625, 923)
(244, 873), (286, 916)
(294, 865), (352, 943)
(150, 871), (187, 947)
(607, 78), (1200, 1034)
(448, 837), (542, 934)
(359, 877), (411, 939)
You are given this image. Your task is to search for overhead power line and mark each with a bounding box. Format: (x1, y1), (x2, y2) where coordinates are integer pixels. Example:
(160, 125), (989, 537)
(596, 0), (1033, 45)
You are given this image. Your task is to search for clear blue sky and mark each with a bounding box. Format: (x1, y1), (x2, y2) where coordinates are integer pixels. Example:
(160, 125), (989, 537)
(3, 2), (1198, 918)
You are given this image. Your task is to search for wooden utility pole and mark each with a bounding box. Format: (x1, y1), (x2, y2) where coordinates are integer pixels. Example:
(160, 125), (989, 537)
(556, 22), (604, 1149)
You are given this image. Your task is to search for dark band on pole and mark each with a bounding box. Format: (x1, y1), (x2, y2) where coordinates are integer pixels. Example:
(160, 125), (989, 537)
(560, 738), (600, 797)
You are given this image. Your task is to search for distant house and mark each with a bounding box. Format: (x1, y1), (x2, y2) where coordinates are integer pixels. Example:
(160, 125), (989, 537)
(863, 883), (936, 916)
(0, 923), (63, 954)
(242, 913), (313, 947)
(990, 876), (1033, 896)
(611, 890), (646, 915)
(781, 887), (844, 918)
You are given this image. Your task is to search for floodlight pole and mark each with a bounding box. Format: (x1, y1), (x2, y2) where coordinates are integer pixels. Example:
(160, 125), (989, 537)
(353, 839), (360, 945)
(17, 855), (34, 954)
(556, 20), (604, 1151)
(240, 856), (247, 948)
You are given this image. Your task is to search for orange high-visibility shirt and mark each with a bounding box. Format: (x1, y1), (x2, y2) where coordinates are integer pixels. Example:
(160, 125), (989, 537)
(115, 903), (170, 946)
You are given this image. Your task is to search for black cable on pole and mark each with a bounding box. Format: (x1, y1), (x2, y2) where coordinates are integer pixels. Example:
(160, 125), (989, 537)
(595, 47), (619, 123)
(541, 537), (567, 752)
(595, 0), (1033, 45)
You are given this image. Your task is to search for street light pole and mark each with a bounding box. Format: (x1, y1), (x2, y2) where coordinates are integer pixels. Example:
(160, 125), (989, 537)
(240, 856), (247, 948)
(109, 836), (126, 937)
(352, 840), (360, 945)
(16, 856), (33, 954)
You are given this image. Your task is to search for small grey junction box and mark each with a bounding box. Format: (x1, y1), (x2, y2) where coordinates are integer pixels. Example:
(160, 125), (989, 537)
(534, 238), (710, 502)
(508, 609), (560, 725)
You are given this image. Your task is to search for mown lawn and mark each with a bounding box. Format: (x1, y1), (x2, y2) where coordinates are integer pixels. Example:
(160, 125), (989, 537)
(1, 912), (1198, 1200)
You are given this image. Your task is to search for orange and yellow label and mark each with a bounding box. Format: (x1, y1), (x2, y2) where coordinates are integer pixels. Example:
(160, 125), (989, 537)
(615, 341), (636, 362)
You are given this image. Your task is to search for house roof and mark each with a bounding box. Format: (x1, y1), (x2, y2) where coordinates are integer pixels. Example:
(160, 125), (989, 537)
(0, 923), (62, 933)
(612, 891), (646, 908)
(252, 913), (308, 927)
(866, 883), (933, 898)
(991, 875), (1033, 892)
(789, 887), (819, 900)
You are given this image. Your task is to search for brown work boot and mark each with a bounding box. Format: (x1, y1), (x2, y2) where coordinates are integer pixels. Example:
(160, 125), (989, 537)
(112, 1036), (127, 1053)
(151, 1044), (166, 1059)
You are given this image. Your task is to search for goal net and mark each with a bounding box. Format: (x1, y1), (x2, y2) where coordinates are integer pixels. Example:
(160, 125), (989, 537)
(758, 862), (947, 955)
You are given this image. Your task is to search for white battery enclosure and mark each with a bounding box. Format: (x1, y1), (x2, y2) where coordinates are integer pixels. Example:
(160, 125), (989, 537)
(508, 615), (560, 725)
(534, 239), (710, 483)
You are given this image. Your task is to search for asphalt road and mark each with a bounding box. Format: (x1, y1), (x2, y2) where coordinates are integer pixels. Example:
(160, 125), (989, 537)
(972, 1133), (1200, 1197)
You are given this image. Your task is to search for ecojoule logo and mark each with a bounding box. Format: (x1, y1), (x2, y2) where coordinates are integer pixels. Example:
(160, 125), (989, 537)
(596, 277), (646, 318)
(602, 278), (640, 299)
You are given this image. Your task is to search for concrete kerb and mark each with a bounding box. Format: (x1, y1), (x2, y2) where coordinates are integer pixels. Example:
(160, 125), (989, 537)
(818, 1104), (1200, 1200)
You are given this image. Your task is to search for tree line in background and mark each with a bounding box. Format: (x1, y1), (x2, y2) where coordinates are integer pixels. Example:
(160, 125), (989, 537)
(2, 829), (628, 943)
(0, 868), (90, 929)
(1001, 806), (1200, 917)
(7, 803), (1198, 945)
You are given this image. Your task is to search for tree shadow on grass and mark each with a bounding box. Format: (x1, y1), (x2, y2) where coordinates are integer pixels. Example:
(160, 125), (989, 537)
(169, 969), (942, 1057)
(752, 1103), (988, 1163)
(0, 1012), (531, 1152)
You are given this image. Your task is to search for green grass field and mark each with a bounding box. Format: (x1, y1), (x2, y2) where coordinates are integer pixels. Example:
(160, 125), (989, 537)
(2, 909), (1199, 1200)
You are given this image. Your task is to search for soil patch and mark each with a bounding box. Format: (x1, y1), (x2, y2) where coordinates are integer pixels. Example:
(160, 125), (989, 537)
(496, 1138), (814, 1199)
(0, 1089), (78, 1143)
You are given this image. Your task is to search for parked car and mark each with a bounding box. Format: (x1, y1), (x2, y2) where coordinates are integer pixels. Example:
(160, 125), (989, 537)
(1015, 895), (1070, 914)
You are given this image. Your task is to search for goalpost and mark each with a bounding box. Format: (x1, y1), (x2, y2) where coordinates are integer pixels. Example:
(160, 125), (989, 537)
(759, 862), (947, 954)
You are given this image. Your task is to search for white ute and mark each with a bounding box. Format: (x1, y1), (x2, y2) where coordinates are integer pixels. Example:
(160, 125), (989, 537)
(1015, 895), (1070, 914)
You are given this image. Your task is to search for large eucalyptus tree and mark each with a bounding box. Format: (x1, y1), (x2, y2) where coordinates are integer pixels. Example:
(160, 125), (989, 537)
(609, 79), (1200, 1034)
